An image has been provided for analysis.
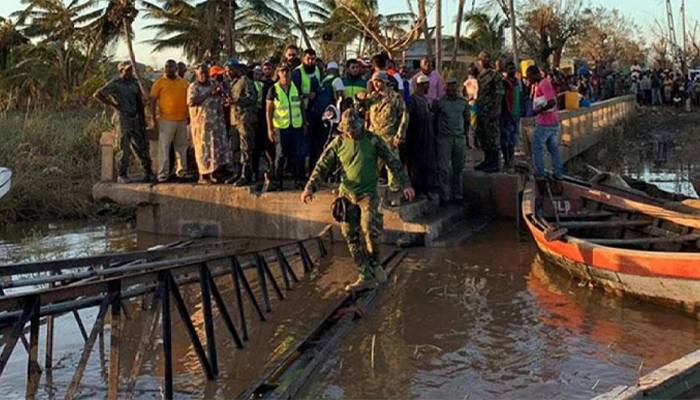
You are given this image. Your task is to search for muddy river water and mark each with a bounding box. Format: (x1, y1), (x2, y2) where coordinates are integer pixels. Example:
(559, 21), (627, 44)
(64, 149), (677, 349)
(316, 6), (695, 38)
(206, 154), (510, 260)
(0, 109), (699, 399)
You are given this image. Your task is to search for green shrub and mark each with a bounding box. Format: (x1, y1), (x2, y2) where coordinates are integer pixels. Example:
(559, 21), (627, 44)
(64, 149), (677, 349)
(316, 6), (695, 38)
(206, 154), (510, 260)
(0, 109), (112, 223)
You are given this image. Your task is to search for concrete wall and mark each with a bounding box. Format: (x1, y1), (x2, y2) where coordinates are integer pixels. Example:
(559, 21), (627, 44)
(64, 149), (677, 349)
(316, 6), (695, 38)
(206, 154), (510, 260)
(520, 95), (637, 163)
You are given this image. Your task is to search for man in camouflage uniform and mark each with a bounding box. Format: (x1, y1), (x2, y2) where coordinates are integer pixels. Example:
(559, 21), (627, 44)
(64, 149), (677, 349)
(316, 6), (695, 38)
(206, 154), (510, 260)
(301, 109), (415, 292)
(94, 61), (154, 184)
(475, 51), (504, 173)
(226, 58), (258, 186)
(360, 71), (409, 197)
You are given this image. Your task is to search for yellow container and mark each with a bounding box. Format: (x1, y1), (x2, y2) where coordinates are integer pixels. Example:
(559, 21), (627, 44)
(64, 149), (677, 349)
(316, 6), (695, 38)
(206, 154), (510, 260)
(520, 59), (535, 76)
(564, 91), (581, 110)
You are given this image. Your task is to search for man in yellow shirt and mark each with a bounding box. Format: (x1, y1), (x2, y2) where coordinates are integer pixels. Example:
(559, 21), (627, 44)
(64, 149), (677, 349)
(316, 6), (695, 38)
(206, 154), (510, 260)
(150, 59), (190, 182)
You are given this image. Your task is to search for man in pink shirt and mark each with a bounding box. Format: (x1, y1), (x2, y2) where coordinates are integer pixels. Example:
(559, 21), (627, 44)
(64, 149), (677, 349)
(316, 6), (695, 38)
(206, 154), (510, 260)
(526, 65), (563, 179)
(410, 57), (445, 103)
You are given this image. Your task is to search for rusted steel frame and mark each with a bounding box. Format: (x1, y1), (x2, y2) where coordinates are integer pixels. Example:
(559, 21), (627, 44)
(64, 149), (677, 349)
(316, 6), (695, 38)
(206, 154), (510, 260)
(0, 240), (314, 326)
(64, 295), (112, 400)
(107, 281), (122, 400)
(276, 248), (299, 287)
(255, 255), (272, 313)
(2, 238), (311, 292)
(71, 310), (89, 342)
(0, 240), (234, 277)
(230, 257), (259, 342)
(26, 297), (41, 399)
(203, 264), (243, 348)
(0, 296), (37, 379)
(124, 279), (163, 400)
(198, 264), (218, 375)
(160, 272), (174, 400)
(258, 254), (284, 301)
(298, 242), (315, 273)
(166, 272), (215, 379)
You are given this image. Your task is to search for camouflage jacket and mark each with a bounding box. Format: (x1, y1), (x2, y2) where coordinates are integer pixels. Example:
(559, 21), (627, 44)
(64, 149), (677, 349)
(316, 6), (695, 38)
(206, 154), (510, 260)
(476, 68), (504, 117)
(363, 90), (409, 141)
(305, 131), (409, 195)
(230, 75), (257, 125)
(96, 77), (144, 118)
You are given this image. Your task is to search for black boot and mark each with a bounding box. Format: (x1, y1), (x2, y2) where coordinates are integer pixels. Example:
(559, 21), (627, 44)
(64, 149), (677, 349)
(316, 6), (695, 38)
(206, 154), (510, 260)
(233, 165), (253, 187)
(483, 150), (500, 173)
(474, 152), (489, 171)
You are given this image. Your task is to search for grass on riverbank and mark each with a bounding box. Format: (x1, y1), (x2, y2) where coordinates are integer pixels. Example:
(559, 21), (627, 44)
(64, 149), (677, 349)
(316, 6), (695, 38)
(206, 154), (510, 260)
(0, 109), (118, 223)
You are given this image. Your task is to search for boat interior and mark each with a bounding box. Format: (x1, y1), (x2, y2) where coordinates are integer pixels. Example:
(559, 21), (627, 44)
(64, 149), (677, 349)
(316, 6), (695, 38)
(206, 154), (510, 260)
(528, 175), (700, 253)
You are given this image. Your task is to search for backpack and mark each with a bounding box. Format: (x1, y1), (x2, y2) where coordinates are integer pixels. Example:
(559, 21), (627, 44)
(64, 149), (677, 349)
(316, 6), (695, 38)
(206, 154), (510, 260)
(311, 76), (337, 118)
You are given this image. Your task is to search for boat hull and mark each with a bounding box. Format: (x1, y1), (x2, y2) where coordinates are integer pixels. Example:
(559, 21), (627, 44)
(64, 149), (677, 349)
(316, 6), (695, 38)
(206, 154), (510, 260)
(522, 180), (700, 318)
(0, 168), (11, 199)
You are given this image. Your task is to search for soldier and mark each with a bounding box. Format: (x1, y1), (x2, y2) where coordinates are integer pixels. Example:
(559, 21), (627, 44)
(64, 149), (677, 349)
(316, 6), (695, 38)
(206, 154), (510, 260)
(301, 109), (415, 291)
(434, 78), (470, 206)
(360, 71), (409, 200)
(474, 51), (504, 173)
(94, 61), (154, 184)
(226, 58), (258, 186)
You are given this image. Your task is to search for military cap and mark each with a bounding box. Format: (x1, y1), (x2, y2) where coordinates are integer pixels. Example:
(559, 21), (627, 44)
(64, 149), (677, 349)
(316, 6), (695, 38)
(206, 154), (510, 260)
(416, 74), (430, 84)
(117, 61), (133, 71)
(337, 108), (364, 133)
(371, 71), (390, 83)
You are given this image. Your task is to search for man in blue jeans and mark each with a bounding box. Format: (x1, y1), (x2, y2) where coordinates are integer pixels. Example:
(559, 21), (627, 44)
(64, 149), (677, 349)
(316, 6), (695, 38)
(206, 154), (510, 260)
(526, 65), (563, 179)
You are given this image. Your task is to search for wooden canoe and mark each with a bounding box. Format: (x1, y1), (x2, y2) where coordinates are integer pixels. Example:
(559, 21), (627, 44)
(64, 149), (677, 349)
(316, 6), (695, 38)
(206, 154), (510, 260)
(522, 176), (700, 318)
(0, 168), (11, 200)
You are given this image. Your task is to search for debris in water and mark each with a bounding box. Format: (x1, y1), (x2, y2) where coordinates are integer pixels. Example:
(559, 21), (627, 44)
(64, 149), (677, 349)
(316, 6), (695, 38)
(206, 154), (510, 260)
(370, 334), (376, 369)
(638, 359), (644, 374)
(592, 379), (600, 390)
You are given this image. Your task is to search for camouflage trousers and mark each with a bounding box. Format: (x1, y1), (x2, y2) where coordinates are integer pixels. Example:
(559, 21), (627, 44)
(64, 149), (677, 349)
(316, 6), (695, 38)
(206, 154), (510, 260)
(475, 114), (500, 153)
(115, 115), (152, 177)
(436, 135), (466, 202)
(377, 135), (402, 191)
(232, 120), (255, 169)
(340, 193), (383, 279)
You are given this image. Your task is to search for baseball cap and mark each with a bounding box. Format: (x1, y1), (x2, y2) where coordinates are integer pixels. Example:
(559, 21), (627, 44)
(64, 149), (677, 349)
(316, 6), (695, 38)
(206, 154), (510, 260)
(210, 65), (225, 76)
(416, 74), (430, 84)
(327, 61), (339, 70)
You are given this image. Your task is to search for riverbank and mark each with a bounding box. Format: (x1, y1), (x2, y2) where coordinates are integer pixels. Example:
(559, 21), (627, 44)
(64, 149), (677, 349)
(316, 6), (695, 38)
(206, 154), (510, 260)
(0, 109), (133, 224)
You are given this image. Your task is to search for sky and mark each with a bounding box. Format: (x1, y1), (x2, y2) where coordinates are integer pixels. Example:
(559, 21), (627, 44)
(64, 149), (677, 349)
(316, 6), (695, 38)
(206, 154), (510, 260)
(0, 0), (698, 66)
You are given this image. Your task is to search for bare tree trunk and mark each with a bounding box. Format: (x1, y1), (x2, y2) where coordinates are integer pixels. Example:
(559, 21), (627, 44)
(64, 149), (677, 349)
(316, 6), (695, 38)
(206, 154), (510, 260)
(123, 24), (146, 98)
(417, 0), (432, 60)
(226, 0), (235, 57)
(509, 0), (518, 66)
(292, 0), (313, 50)
(451, 0), (466, 66)
(435, 0), (442, 71)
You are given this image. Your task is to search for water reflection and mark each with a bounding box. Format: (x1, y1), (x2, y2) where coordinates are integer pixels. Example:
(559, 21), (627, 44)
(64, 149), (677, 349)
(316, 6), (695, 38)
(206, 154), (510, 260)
(0, 220), (138, 264)
(301, 223), (700, 400)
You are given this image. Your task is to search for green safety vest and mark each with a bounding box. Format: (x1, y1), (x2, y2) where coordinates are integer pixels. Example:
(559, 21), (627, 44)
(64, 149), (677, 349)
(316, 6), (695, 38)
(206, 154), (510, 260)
(342, 76), (367, 98)
(272, 82), (303, 129)
(254, 80), (264, 110)
(295, 65), (321, 95)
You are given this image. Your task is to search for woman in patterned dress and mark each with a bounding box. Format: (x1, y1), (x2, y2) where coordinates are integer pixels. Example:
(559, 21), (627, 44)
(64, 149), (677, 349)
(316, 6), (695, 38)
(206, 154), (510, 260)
(187, 63), (232, 184)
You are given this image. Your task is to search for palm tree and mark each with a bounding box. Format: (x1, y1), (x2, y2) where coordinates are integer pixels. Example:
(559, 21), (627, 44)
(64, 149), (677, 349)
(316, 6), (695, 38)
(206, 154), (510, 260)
(142, 0), (297, 63)
(451, 0), (466, 65)
(463, 12), (507, 59)
(290, 0), (312, 49)
(0, 17), (29, 69)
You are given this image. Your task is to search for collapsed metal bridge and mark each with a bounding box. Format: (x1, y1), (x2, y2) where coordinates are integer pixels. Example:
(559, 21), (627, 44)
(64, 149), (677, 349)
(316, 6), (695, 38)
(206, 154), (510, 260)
(0, 230), (331, 399)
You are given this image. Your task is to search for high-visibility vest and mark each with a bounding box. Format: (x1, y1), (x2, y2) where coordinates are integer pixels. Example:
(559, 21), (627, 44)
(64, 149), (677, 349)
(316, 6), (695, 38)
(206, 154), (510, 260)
(272, 82), (303, 129)
(295, 65), (321, 95)
(254, 80), (264, 110)
(342, 76), (367, 98)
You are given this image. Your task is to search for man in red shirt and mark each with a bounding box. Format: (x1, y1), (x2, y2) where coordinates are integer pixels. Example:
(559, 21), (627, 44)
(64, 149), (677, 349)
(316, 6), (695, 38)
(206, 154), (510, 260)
(526, 65), (563, 179)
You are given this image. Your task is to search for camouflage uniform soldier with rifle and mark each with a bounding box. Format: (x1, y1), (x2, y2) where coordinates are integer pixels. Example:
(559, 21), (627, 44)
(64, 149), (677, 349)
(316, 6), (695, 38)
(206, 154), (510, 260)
(301, 109), (415, 292)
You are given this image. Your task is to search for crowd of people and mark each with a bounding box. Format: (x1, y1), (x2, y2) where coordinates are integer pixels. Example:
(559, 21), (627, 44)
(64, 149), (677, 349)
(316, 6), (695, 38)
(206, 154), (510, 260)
(94, 45), (565, 207)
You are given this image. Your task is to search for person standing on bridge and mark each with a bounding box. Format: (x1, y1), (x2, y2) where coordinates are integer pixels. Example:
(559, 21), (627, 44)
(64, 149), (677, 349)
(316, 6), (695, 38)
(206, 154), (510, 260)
(94, 61), (155, 184)
(150, 59), (190, 183)
(300, 109), (415, 292)
(226, 58), (258, 186)
(474, 51), (504, 173)
(527, 65), (563, 180)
